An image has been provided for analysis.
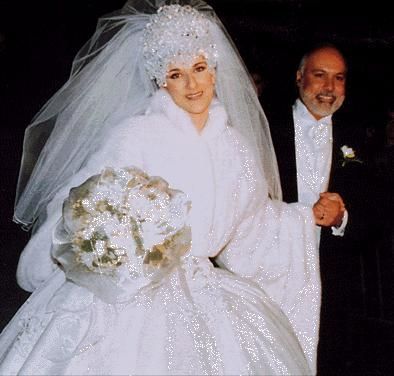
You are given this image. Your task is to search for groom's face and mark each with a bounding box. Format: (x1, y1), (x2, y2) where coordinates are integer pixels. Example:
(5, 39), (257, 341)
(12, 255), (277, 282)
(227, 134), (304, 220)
(297, 47), (346, 120)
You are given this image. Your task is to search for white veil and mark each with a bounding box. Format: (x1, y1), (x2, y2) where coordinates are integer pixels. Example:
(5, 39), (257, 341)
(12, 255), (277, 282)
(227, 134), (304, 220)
(14, 0), (282, 231)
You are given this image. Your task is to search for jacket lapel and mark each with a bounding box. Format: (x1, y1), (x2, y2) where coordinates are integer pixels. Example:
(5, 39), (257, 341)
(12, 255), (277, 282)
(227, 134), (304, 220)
(269, 106), (298, 203)
(328, 118), (341, 191)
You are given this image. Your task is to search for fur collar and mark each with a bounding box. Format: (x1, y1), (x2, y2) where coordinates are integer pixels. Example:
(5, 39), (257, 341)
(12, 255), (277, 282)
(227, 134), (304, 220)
(146, 88), (228, 140)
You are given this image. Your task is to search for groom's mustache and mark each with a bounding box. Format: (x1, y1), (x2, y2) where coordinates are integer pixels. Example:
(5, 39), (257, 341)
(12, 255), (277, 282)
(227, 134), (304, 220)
(316, 92), (336, 103)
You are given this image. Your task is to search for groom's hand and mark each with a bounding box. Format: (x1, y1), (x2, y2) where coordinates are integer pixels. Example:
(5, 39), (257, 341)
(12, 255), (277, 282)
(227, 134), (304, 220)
(313, 192), (346, 227)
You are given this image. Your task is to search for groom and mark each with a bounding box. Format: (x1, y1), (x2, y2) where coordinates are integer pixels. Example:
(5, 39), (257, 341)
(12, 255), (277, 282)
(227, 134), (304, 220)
(267, 43), (375, 374)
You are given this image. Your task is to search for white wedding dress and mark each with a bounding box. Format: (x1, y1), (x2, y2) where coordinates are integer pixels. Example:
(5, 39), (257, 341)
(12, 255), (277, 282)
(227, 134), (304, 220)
(0, 89), (320, 375)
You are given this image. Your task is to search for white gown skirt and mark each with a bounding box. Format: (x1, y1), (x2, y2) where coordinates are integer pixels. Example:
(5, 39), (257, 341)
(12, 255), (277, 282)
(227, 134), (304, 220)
(0, 258), (311, 375)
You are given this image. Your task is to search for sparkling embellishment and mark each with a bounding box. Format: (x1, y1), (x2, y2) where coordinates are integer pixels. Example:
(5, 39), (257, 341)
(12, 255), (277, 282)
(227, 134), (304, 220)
(143, 4), (218, 86)
(68, 167), (191, 273)
(0, 91), (318, 375)
(52, 166), (192, 303)
(293, 100), (333, 205)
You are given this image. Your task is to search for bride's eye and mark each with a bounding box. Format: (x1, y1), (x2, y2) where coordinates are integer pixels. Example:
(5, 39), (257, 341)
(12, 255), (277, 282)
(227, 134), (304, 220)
(168, 72), (181, 80)
(195, 64), (206, 72)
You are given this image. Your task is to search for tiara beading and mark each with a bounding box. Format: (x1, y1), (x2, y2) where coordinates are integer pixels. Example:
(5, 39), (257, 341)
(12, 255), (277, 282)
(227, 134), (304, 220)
(142, 4), (218, 86)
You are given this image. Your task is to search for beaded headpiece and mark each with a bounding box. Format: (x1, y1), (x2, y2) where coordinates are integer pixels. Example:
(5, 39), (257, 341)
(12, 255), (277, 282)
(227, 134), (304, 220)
(143, 4), (218, 86)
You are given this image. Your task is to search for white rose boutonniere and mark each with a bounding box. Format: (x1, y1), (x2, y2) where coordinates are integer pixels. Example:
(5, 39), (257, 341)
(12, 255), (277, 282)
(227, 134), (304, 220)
(340, 145), (363, 167)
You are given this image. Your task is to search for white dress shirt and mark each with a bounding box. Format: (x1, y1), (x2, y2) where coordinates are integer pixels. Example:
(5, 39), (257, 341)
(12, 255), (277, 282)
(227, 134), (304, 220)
(293, 99), (347, 236)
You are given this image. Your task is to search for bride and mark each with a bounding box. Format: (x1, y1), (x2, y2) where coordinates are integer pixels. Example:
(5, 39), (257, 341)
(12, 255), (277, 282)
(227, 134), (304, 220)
(0, 1), (327, 374)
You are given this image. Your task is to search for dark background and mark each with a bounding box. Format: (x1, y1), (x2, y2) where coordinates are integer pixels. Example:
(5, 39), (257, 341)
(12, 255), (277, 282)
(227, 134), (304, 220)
(1, 1), (393, 374)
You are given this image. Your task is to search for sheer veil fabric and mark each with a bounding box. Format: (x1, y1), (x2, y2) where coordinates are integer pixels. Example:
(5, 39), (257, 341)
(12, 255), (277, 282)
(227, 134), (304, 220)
(14, 0), (281, 231)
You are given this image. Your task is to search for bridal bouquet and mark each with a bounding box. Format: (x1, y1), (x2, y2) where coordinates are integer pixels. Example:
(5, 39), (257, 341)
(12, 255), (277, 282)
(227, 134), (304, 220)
(52, 166), (191, 302)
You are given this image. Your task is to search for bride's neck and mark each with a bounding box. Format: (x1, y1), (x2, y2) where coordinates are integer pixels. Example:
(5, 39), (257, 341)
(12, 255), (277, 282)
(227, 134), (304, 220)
(190, 111), (209, 133)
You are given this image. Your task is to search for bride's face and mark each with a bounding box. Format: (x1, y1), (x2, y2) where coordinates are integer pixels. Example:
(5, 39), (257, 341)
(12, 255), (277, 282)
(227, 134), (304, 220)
(164, 56), (215, 125)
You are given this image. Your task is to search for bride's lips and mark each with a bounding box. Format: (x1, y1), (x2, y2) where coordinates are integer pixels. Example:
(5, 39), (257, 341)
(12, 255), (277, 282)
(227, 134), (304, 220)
(186, 91), (203, 100)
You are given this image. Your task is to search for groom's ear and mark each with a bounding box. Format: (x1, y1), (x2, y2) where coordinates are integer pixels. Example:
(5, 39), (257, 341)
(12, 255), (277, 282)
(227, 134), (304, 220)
(296, 70), (302, 87)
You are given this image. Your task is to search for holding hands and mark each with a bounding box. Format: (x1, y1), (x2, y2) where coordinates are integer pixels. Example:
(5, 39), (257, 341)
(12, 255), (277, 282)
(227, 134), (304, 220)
(313, 192), (346, 227)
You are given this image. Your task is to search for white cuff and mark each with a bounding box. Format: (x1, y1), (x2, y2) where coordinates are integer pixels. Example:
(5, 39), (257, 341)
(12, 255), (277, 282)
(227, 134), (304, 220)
(331, 209), (348, 237)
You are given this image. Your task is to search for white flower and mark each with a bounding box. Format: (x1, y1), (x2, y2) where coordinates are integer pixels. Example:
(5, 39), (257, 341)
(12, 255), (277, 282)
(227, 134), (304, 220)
(79, 252), (95, 268)
(52, 166), (192, 302)
(61, 166), (191, 273)
(340, 145), (362, 167)
(94, 240), (107, 257)
(341, 145), (355, 159)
